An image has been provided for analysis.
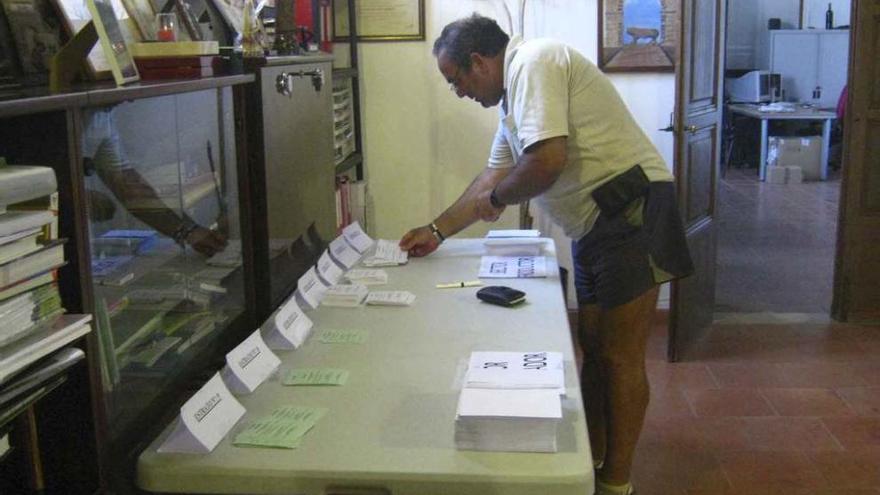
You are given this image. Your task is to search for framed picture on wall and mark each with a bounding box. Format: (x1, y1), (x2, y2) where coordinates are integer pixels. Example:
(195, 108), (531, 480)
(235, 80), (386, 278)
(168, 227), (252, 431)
(598, 0), (679, 72)
(332, 0), (424, 42)
(0, 0), (62, 77)
(54, 0), (141, 79)
(87, 0), (139, 85)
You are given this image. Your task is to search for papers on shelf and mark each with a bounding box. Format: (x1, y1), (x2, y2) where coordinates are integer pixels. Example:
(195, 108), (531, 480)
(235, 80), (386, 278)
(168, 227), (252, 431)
(486, 229), (540, 238)
(478, 256), (547, 278)
(296, 267), (329, 310)
(0, 314), (92, 385)
(465, 351), (565, 395)
(316, 250), (344, 285)
(483, 238), (547, 257)
(233, 406), (326, 449)
(364, 291), (415, 307)
(221, 330), (281, 395)
(282, 368), (349, 386)
(454, 388), (562, 453)
(329, 236), (362, 269)
(344, 268), (387, 285)
(321, 284), (368, 308)
(342, 221), (374, 254)
(264, 296), (312, 349)
(157, 373), (245, 454)
(362, 239), (408, 267)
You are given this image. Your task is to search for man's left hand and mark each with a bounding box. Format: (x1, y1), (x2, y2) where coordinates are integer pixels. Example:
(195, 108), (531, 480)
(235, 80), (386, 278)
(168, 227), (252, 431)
(475, 189), (505, 222)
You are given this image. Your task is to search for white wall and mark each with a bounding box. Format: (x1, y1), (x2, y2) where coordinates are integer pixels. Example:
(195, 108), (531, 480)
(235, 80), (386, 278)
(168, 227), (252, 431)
(346, 0), (676, 307)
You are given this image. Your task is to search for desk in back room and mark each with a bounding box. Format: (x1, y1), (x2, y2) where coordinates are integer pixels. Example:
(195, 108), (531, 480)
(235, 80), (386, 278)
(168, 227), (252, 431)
(728, 103), (837, 182)
(136, 238), (594, 495)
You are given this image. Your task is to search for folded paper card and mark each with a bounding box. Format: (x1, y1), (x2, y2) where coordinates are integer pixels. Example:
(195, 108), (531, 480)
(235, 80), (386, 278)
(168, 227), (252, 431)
(329, 236), (361, 269)
(297, 267), (329, 310)
(264, 296), (312, 349)
(221, 330), (281, 394)
(157, 373), (245, 454)
(342, 221), (374, 254)
(316, 250), (344, 285)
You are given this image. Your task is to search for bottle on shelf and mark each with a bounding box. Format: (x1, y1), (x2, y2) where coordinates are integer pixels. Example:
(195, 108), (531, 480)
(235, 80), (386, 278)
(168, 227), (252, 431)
(825, 3), (834, 29)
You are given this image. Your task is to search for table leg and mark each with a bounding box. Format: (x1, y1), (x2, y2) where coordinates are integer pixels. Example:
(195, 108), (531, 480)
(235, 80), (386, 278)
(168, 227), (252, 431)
(821, 119), (831, 181)
(759, 119), (768, 181)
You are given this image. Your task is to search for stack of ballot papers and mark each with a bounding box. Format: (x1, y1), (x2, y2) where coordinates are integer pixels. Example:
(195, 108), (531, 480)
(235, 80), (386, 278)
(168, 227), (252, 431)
(320, 284), (368, 307)
(455, 351), (565, 453)
(464, 351), (565, 395)
(364, 291), (415, 306)
(484, 238), (547, 257)
(344, 269), (388, 285)
(486, 229), (540, 238)
(454, 388), (562, 453)
(363, 239), (408, 267)
(479, 255), (547, 278)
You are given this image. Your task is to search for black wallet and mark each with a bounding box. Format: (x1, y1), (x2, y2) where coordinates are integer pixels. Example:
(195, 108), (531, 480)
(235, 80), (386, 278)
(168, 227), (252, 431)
(591, 164), (650, 217)
(476, 286), (526, 307)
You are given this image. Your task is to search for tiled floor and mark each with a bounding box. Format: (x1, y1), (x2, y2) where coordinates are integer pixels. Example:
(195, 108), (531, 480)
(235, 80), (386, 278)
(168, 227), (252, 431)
(628, 320), (880, 495)
(715, 168), (840, 314)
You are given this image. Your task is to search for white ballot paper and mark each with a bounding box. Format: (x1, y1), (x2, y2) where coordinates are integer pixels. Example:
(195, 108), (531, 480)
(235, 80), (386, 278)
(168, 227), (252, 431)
(221, 330), (281, 394)
(465, 351), (565, 395)
(342, 221), (374, 254)
(363, 239), (408, 267)
(157, 373), (245, 454)
(265, 296), (313, 349)
(483, 238), (547, 257)
(316, 250), (344, 285)
(479, 256), (547, 278)
(297, 267), (329, 309)
(364, 291), (416, 306)
(486, 229), (541, 238)
(329, 236), (361, 269)
(344, 268), (388, 285)
(321, 284), (369, 307)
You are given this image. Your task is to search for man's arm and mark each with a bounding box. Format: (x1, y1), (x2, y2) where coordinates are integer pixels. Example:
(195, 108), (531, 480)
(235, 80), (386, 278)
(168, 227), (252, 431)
(399, 166), (510, 257)
(475, 136), (567, 221)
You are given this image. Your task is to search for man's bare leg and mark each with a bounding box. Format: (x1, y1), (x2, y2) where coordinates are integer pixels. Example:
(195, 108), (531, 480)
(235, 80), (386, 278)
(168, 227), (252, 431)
(596, 285), (659, 486)
(578, 303), (606, 466)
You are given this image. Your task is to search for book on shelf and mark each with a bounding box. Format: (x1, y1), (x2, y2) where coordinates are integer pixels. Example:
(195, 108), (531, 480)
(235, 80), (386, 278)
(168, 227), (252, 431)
(0, 239), (65, 288)
(0, 210), (53, 239)
(0, 283), (63, 347)
(0, 271), (57, 302)
(6, 192), (59, 241)
(0, 347), (84, 410)
(134, 55), (219, 69)
(0, 165), (57, 209)
(0, 231), (41, 265)
(130, 41), (219, 57)
(0, 314), (92, 385)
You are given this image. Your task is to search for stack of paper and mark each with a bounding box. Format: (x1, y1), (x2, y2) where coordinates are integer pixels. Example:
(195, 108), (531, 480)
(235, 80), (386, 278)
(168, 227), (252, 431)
(486, 229), (540, 238)
(454, 388), (562, 453)
(484, 238), (547, 257)
(478, 256), (547, 278)
(363, 239), (408, 267)
(321, 284), (368, 307)
(344, 269), (388, 285)
(465, 351), (565, 395)
(364, 291), (415, 306)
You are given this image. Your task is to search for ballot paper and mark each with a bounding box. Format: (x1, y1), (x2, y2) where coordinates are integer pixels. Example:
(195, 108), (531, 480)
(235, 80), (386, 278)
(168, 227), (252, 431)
(318, 329), (368, 344)
(321, 284), (368, 307)
(465, 351), (565, 395)
(282, 368), (349, 386)
(342, 221), (374, 254)
(344, 268), (388, 285)
(362, 239), (408, 267)
(157, 373), (245, 453)
(483, 238), (547, 257)
(264, 296), (313, 349)
(486, 229), (541, 238)
(478, 256), (547, 278)
(316, 250), (344, 285)
(329, 236), (362, 269)
(233, 406), (327, 449)
(297, 267), (329, 309)
(364, 291), (416, 306)
(454, 388), (561, 453)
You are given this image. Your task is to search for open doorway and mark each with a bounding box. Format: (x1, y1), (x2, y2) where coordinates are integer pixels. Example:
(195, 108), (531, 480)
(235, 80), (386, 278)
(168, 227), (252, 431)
(715, 0), (850, 317)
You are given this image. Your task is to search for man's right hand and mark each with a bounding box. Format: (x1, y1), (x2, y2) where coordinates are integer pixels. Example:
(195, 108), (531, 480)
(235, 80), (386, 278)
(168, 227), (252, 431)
(399, 225), (441, 257)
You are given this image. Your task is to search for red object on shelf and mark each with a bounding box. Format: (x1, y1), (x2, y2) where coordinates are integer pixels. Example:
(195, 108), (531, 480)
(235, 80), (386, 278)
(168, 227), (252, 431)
(157, 29), (175, 42)
(296, 1), (313, 28)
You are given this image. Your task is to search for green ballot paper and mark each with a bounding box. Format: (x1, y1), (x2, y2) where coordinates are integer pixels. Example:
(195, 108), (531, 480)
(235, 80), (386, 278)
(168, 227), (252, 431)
(317, 329), (368, 344)
(233, 406), (327, 449)
(283, 368), (349, 386)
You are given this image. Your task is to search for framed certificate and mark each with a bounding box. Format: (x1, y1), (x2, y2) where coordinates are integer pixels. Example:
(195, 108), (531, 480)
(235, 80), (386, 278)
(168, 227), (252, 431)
(332, 0), (424, 42)
(87, 0), (139, 85)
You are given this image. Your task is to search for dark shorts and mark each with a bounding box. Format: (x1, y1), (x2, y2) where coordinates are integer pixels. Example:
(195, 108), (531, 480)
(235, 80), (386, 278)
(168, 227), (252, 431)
(573, 181), (694, 309)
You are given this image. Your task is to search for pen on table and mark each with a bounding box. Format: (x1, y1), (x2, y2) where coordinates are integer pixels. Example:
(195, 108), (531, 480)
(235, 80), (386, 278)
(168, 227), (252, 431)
(436, 280), (483, 289)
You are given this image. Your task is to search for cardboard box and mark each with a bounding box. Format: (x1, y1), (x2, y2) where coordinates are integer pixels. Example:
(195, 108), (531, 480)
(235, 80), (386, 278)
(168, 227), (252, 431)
(767, 136), (823, 180)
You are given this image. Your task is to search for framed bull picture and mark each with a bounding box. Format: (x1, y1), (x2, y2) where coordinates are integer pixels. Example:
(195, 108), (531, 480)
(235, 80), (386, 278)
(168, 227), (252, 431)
(598, 0), (679, 72)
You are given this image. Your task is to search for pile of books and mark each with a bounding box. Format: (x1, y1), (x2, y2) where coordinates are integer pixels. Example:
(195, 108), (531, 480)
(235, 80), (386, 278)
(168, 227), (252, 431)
(454, 351), (565, 453)
(0, 163), (92, 384)
(131, 40), (223, 81)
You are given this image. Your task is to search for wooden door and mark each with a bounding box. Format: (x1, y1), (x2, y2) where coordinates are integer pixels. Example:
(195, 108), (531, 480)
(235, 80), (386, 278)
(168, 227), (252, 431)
(832, 0), (880, 323)
(668, 0), (726, 361)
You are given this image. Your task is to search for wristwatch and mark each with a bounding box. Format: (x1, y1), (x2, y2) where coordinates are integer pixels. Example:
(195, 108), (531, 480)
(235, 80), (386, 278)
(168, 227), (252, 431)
(489, 188), (503, 208)
(172, 219), (198, 246)
(429, 222), (446, 244)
